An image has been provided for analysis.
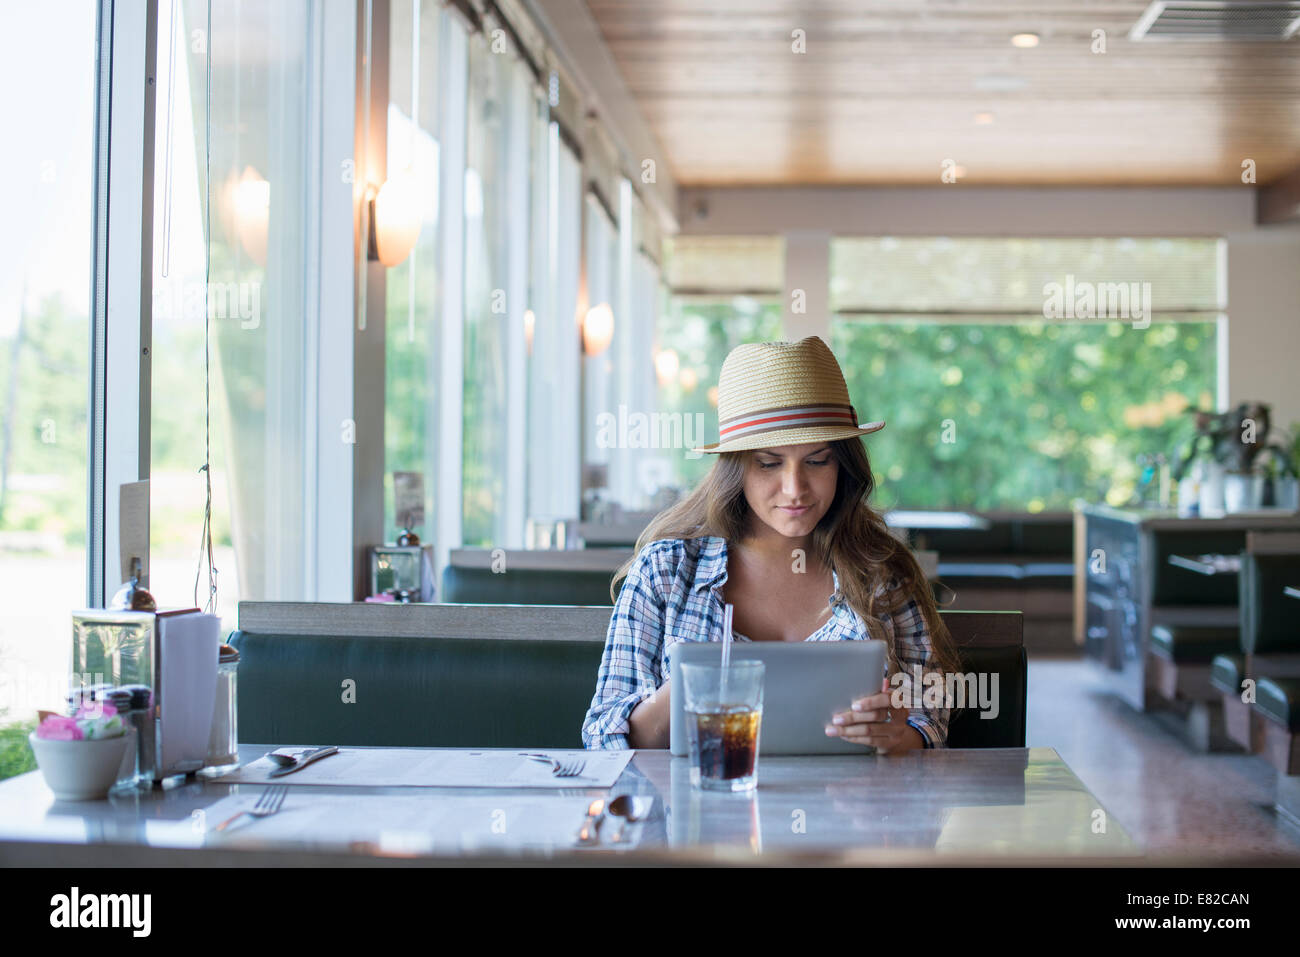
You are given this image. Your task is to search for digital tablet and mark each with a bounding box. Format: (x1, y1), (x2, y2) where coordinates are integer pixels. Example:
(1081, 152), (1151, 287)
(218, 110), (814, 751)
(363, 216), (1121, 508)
(668, 640), (888, 756)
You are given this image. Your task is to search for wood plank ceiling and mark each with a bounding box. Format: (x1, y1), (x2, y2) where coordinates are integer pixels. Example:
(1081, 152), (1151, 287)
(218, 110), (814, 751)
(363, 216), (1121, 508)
(585, 0), (1300, 186)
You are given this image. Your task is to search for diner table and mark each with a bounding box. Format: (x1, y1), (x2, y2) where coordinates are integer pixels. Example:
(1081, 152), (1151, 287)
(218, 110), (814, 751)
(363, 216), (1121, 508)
(0, 744), (1142, 866)
(884, 510), (993, 531)
(1167, 552), (1243, 576)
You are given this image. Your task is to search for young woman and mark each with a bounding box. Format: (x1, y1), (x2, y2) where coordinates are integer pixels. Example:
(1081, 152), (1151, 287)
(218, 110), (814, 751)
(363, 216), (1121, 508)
(581, 336), (963, 753)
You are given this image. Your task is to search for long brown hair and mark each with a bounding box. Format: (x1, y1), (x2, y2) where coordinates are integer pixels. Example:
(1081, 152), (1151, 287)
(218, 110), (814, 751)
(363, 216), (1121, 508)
(612, 437), (963, 682)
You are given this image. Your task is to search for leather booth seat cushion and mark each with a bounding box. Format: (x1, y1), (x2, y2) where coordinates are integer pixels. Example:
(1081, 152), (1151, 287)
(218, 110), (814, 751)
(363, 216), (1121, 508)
(938, 562), (1028, 584)
(935, 560), (1073, 593)
(441, 566), (619, 606)
(1017, 522), (1074, 554)
(1150, 530), (1247, 606)
(910, 527), (1014, 555)
(1242, 554), (1300, 655)
(229, 631), (606, 749)
(913, 518), (1072, 556)
(1210, 654), (1246, 695)
(1149, 624), (1240, 663)
(1254, 677), (1300, 731)
(944, 645), (1027, 748)
(228, 624), (1028, 750)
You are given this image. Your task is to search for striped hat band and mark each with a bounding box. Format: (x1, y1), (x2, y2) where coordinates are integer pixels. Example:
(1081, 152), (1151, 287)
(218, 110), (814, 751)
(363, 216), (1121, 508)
(718, 404), (858, 442)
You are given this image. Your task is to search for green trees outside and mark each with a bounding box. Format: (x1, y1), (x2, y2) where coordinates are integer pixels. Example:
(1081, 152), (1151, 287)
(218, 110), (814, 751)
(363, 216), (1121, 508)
(652, 301), (1217, 511)
(654, 299), (784, 489)
(0, 294), (89, 542)
(653, 237), (1223, 510)
(832, 317), (1216, 511)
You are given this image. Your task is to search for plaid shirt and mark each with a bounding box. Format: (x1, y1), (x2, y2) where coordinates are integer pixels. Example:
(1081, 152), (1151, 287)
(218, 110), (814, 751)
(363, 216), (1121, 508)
(581, 535), (949, 750)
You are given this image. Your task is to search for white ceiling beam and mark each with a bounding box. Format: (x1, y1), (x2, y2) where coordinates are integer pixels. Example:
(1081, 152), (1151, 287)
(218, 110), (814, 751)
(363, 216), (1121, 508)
(678, 186), (1255, 237)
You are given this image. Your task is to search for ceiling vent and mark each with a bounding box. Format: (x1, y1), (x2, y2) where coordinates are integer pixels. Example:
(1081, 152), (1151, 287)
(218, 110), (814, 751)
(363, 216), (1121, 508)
(1129, 2), (1300, 40)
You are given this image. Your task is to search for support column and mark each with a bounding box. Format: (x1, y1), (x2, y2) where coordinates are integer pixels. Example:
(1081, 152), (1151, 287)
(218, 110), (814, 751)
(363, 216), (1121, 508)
(782, 229), (831, 344)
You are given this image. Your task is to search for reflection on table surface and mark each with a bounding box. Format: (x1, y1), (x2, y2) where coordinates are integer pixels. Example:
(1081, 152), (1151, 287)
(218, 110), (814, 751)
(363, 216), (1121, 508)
(0, 745), (1137, 863)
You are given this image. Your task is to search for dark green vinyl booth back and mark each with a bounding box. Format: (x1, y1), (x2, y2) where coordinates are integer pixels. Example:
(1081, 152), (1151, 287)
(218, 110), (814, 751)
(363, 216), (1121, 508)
(228, 606), (1025, 750)
(441, 565), (620, 605)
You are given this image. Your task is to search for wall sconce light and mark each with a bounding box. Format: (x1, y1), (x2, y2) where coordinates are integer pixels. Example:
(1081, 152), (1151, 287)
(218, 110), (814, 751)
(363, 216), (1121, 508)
(523, 309), (535, 355)
(654, 348), (679, 387)
(582, 302), (614, 356)
(367, 168), (422, 267)
(218, 166), (270, 266)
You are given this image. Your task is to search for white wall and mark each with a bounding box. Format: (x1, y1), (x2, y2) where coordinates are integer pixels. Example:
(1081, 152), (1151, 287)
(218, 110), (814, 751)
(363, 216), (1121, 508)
(1225, 226), (1300, 433)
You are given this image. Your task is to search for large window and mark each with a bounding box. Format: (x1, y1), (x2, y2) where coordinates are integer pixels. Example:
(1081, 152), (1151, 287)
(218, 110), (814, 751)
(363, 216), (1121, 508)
(460, 32), (538, 547)
(656, 237), (786, 488)
(581, 191), (621, 510)
(613, 190), (668, 509)
(524, 123), (581, 526)
(656, 297), (784, 488)
(829, 237), (1222, 511)
(0, 0), (677, 679)
(149, 0), (313, 625)
(384, 0), (441, 542)
(580, 180), (663, 514)
(0, 1), (96, 727)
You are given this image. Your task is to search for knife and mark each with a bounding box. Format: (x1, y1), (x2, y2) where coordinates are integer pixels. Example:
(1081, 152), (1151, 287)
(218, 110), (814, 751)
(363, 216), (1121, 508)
(268, 745), (340, 777)
(575, 798), (605, 845)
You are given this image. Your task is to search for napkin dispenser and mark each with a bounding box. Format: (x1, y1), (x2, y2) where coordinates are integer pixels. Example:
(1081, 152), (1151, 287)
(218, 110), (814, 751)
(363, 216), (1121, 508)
(71, 608), (222, 782)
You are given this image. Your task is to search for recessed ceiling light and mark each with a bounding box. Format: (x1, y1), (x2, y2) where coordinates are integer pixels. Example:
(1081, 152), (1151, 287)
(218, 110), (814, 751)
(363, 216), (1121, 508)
(1011, 32), (1040, 48)
(974, 112), (995, 125)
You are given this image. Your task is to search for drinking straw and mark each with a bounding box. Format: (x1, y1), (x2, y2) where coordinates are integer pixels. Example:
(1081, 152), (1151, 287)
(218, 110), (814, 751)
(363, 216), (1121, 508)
(721, 603), (734, 704)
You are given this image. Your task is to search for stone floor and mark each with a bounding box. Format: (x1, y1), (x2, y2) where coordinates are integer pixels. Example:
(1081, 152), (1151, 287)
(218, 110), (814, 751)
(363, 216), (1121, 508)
(1027, 655), (1300, 860)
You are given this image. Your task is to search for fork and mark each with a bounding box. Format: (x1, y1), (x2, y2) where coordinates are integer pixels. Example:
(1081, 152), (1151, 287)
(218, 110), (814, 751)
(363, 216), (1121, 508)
(214, 785), (288, 832)
(524, 754), (590, 778)
(551, 757), (588, 777)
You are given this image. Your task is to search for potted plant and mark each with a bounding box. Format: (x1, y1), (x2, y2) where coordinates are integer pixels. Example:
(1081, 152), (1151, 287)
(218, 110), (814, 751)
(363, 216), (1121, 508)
(1175, 402), (1291, 514)
(1263, 424), (1300, 511)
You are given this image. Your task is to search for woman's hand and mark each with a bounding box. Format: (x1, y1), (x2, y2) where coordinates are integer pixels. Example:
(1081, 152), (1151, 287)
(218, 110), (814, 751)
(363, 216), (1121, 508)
(627, 680), (672, 750)
(824, 677), (924, 754)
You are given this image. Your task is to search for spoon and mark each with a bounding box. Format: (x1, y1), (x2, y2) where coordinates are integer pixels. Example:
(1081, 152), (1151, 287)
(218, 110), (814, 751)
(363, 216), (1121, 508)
(266, 746), (337, 770)
(605, 795), (653, 844)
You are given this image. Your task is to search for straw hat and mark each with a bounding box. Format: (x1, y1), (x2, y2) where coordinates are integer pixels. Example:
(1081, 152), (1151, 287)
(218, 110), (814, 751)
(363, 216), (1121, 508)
(692, 336), (885, 454)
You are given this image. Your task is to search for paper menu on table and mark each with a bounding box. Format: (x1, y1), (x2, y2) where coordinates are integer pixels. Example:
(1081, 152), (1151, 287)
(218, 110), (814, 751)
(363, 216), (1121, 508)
(201, 791), (605, 851)
(220, 748), (635, 789)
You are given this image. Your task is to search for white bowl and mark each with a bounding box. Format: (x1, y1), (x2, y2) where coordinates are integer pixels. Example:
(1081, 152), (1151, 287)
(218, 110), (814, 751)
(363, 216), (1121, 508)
(28, 730), (130, 801)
